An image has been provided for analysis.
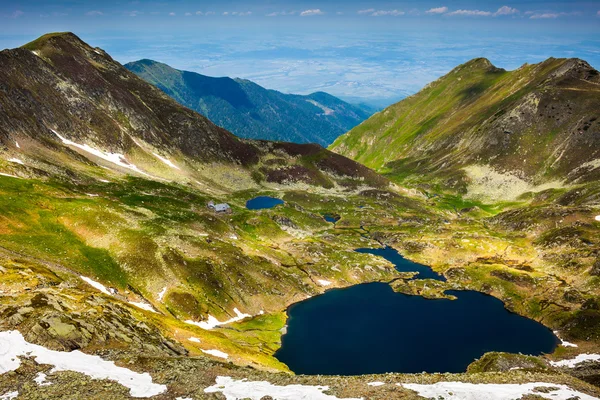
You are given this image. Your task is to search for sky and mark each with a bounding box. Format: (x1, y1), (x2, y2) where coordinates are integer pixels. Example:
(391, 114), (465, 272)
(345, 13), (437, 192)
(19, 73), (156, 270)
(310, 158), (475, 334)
(1, 1), (599, 107)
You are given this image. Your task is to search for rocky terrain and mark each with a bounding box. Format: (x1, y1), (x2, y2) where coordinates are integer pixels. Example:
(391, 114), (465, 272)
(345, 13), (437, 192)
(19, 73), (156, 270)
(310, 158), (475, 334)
(126, 59), (372, 146)
(0, 33), (599, 399)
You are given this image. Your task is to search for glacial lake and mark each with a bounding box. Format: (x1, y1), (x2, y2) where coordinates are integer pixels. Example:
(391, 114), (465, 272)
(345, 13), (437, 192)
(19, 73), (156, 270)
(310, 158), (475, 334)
(275, 247), (558, 375)
(246, 196), (284, 210)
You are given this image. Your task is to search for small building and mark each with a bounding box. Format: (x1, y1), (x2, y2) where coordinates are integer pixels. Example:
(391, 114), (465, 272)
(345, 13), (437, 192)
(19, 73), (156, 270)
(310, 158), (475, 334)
(208, 201), (231, 213)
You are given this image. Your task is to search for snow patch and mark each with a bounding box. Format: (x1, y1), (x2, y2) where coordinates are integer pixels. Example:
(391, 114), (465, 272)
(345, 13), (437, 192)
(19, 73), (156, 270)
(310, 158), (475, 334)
(550, 353), (600, 368)
(306, 99), (335, 116)
(0, 173), (20, 179)
(317, 279), (332, 286)
(367, 381), (385, 387)
(128, 301), (157, 313)
(0, 330), (166, 398)
(554, 331), (578, 348)
(595, 215), (600, 222)
(158, 287), (167, 301)
(185, 308), (251, 330)
(86, 193), (99, 197)
(14, 142), (20, 149)
(7, 158), (24, 165)
(188, 337), (201, 343)
(80, 276), (111, 295)
(400, 381), (598, 400)
(204, 376), (362, 399)
(34, 372), (52, 386)
(152, 152), (180, 170)
(51, 129), (150, 177)
(0, 392), (18, 400)
(201, 349), (228, 359)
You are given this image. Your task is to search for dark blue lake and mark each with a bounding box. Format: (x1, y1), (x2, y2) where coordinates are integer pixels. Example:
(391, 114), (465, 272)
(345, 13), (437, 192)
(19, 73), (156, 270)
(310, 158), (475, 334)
(275, 285), (558, 375)
(275, 246), (558, 375)
(323, 214), (340, 223)
(246, 196), (284, 210)
(356, 246), (446, 281)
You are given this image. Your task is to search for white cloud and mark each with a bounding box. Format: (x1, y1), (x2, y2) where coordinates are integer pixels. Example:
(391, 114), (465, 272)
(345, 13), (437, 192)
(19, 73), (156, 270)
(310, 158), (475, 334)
(372, 10), (404, 16)
(185, 12), (192, 16)
(195, 11), (203, 15)
(86, 10), (104, 16)
(493, 6), (519, 16)
(223, 11), (229, 15)
(168, 12), (176, 16)
(126, 10), (142, 17)
(357, 8), (375, 15)
(10, 10), (24, 18)
(266, 11), (296, 17)
(426, 7), (448, 14)
(300, 9), (324, 16)
(597, 10), (600, 16)
(447, 9), (492, 16)
(205, 11), (215, 15)
(529, 11), (581, 19)
(232, 11), (252, 16)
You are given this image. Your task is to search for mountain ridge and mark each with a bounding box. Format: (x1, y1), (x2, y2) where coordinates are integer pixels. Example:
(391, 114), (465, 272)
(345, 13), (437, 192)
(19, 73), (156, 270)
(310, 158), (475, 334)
(330, 56), (600, 199)
(125, 58), (372, 146)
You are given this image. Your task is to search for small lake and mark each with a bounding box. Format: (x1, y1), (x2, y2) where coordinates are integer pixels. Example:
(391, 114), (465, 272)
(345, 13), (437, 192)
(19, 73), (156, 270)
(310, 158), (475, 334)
(322, 214), (340, 223)
(246, 196), (284, 210)
(275, 247), (558, 375)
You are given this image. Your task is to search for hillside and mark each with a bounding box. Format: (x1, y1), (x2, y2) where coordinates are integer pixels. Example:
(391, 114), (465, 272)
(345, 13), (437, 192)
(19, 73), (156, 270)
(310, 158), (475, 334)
(331, 57), (600, 200)
(125, 59), (372, 146)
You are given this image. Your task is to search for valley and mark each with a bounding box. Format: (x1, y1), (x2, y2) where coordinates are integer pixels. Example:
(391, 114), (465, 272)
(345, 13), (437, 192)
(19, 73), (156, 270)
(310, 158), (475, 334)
(0, 32), (599, 399)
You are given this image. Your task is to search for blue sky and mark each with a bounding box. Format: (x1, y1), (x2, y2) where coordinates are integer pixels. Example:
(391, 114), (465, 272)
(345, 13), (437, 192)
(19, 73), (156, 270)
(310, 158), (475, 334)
(1, 1), (599, 106)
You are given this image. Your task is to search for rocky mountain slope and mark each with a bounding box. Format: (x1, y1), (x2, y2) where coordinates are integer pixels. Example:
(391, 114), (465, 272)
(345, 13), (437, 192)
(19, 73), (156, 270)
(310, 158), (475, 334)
(125, 59), (372, 146)
(1, 33), (600, 399)
(331, 57), (600, 200)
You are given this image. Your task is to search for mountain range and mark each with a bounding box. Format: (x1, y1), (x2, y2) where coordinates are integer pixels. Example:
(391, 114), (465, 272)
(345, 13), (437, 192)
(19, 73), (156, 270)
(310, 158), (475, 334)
(125, 59), (373, 146)
(0, 32), (599, 399)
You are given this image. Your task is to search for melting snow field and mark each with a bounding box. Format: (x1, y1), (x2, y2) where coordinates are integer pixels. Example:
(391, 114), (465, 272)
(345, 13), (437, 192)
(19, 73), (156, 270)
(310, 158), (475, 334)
(204, 376), (362, 400)
(400, 381), (598, 400)
(80, 276), (112, 295)
(0, 330), (166, 398)
(550, 353), (600, 368)
(201, 349), (229, 359)
(51, 129), (150, 177)
(7, 158), (24, 165)
(317, 279), (332, 286)
(185, 308), (251, 330)
(152, 152), (180, 170)
(398, 382), (597, 400)
(128, 301), (157, 313)
(554, 331), (578, 348)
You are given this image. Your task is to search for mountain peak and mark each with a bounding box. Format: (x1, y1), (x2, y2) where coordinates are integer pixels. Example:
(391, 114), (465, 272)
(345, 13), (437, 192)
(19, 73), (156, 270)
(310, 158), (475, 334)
(22, 32), (86, 51)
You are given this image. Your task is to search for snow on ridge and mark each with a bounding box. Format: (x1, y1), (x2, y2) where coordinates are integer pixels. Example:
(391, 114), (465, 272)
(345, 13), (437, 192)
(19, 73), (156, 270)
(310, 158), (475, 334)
(317, 279), (332, 286)
(185, 308), (252, 330)
(80, 276), (112, 295)
(0, 330), (166, 398)
(204, 376), (362, 400)
(400, 381), (598, 400)
(201, 349), (228, 359)
(158, 287), (167, 301)
(152, 152), (180, 170)
(550, 353), (600, 368)
(51, 129), (151, 177)
(7, 158), (24, 165)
